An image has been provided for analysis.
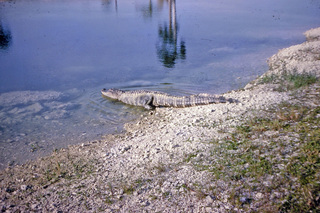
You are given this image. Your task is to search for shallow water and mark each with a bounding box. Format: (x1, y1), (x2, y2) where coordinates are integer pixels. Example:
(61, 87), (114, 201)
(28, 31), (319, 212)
(0, 0), (319, 169)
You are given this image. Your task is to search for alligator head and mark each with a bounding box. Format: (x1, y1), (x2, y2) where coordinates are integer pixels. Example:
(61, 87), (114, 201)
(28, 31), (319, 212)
(101, 88), (123, 100)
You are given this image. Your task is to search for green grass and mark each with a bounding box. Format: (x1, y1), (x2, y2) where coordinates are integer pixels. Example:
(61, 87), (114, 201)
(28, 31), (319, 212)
(260, 71), (318, 91)
(260, 73), (278, 84)
(286, 72), (317, 89)
(184, 153), (198, 163)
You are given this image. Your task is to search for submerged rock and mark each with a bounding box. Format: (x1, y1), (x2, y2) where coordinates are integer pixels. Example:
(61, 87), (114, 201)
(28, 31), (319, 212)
(0, 90), (62, 107)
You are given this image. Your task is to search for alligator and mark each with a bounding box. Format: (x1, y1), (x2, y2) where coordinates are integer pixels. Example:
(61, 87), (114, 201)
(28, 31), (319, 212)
(101, 88), (234, 109)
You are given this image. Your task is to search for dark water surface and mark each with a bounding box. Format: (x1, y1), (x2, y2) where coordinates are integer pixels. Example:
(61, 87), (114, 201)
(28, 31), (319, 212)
(0, 0), (319, 169)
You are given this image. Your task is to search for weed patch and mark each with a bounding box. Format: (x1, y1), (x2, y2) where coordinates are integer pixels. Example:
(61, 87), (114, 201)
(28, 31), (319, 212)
(259, 71), (318, 91)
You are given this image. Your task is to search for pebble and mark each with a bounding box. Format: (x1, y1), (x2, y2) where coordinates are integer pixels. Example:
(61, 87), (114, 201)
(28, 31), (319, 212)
(31, 204), (38, 209)
(20, 185), (28, 191)
(255, 192), (263, 199)
(205, 207), (213, 212)
(206, 195), (215, 203)
(240, 196), (250, 204)
(6, 139), (14, 143)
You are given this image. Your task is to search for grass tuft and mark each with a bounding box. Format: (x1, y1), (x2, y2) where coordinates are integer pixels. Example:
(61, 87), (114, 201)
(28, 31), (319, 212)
(259, 71), (318, 91)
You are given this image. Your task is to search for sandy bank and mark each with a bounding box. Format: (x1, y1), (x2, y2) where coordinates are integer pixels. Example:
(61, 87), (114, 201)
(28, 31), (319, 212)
(1, 27), (320, 212)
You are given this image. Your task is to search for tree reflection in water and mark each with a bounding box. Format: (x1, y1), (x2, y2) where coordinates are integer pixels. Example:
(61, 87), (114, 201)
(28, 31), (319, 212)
(0, 23), (12, 50)
(157, 0), (186, 68)
(139, 0), (153, 18)
(101, 0), (118, 11)
(102, 0), (185, 68)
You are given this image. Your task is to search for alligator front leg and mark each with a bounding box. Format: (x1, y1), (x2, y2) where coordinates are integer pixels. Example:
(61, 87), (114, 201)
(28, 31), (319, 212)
(141, 96), (155, 110)
(143, 104), (155, 110)
(119, 95), (155, 110)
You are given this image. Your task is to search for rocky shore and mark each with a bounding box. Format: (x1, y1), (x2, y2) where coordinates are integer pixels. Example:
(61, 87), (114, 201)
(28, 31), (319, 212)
(1, 27), (319, 212)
